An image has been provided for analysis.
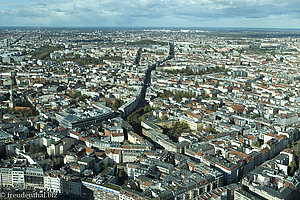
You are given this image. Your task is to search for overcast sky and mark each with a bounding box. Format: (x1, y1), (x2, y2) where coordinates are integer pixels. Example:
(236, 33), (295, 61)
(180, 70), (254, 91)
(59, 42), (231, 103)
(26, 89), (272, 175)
(1, 0), (300, 28)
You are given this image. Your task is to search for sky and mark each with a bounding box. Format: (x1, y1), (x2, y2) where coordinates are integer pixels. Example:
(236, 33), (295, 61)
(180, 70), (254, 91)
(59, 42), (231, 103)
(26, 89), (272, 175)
(0, 0), (300, 28)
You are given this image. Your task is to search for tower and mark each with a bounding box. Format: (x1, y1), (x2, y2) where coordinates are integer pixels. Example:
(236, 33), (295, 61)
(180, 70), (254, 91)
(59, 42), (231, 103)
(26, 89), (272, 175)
(9, 71), (16, 109)
(9, 85), (14, 109)
(3, 39), (9, 47)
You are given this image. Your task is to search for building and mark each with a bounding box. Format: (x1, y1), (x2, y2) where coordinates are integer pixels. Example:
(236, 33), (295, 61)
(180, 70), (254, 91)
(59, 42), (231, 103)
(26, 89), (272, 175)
(44, 172), (63, 194)
(82, 176), (120, 200)
(25, 166), (44, 190)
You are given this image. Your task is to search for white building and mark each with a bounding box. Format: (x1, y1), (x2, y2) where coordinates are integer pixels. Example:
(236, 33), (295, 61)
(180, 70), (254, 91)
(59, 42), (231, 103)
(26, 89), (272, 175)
(44, 174), (62, 193)
(0, 168), (12, 187)
(12, 167), (25, 189)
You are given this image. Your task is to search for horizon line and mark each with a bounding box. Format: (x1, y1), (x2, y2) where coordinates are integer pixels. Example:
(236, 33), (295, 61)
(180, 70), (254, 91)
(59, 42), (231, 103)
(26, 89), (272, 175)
(0, 25), (300, 30)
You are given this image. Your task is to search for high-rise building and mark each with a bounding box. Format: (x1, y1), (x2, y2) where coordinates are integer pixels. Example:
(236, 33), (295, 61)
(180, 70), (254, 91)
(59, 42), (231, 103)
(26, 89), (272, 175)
(9, 71), (16, 109)
(9, 85), (14, 109)
(3, 39), (9, 47)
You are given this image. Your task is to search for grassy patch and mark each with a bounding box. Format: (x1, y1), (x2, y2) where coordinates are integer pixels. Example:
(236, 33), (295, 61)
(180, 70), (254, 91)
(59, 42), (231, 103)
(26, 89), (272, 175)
(31, 45), (64, 60)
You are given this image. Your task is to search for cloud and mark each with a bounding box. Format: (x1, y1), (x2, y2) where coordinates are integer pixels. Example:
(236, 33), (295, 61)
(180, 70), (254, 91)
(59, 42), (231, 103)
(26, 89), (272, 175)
(0, 0), (299, 28)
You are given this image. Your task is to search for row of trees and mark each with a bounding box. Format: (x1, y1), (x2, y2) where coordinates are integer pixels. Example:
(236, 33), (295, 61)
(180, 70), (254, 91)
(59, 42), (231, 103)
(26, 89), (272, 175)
(31, 45), (123, 65)
(127, 40), (168, 46)
(159, 90), (197, 103)
(127, 105), (153, 134)
(68, 91), (89, 102)
(16, 108), (36, 117)
(31, 45), (64, 60)
(1, 107), (37, 118)
(163, 66), (228, 76)
(289, 142), (300, 176)
(57, 54), (123, 65)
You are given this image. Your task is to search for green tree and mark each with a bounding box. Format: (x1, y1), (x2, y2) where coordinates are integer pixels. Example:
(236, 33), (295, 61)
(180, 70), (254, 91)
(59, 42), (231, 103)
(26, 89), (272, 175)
(238, 145), (243, 152)
(111, 99), (124, 109)
(295, 143), (300, 156)
(53, 157), (63, 170)
(127, 105), (154, 134)
(201, 90), (207, 99)
(159, 90), (198, 103)
(253, 141), (261, 147)
(209, 104), (219, 112)
(23, 109), (33, 117)
(29, 144), (37, 153)
(162, 121), (191, 142)
(289, 160), (297, 175)
(69, 91), (81, 98)
(118, 168), (126, 185)
(208, 125), (217, 134)
(79, 94), (88, 102)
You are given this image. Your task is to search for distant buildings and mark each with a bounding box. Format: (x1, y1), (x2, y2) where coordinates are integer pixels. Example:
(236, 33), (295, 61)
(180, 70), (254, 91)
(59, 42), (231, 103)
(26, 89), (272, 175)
(0, 28), (300, 200)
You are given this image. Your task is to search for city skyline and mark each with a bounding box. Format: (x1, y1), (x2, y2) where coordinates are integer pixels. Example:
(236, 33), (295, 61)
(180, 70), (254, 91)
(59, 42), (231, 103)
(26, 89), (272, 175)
(0, 20), (300, 200)
(1, 0), (300, 28)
